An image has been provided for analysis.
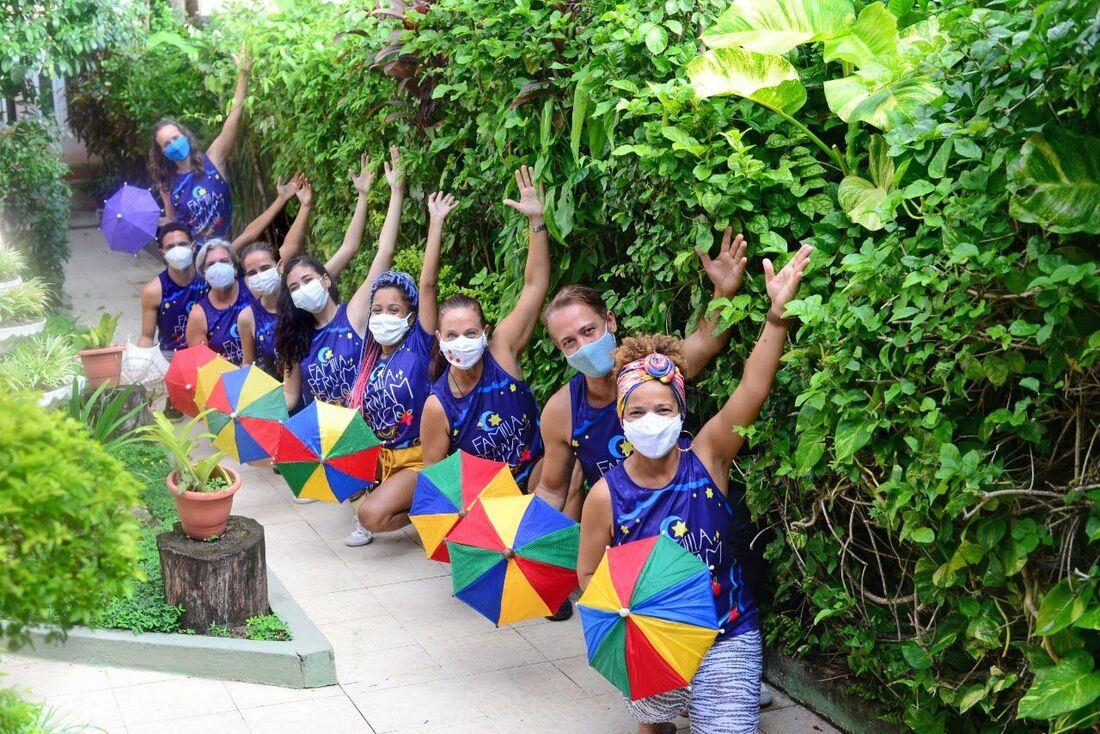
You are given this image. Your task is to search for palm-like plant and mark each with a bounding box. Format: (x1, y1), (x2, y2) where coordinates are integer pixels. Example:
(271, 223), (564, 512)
(138, 410), (229, 494)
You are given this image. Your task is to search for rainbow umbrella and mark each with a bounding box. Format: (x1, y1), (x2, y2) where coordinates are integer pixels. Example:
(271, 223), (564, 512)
(203, 365), (288, 464)
(165, 344), (225, 416)
(445, 494), (579, 626)
(194, 355), (236, 412)
(410, 450), (522, 562)
(577, 535), (720, 700)
(273, 401), (381, 503)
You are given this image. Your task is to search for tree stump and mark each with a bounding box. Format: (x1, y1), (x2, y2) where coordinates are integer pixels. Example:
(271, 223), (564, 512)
(156, 516), (269, 633)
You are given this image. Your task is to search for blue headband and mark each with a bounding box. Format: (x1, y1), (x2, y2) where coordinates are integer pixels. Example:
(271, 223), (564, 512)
(371, 270), (419, 309)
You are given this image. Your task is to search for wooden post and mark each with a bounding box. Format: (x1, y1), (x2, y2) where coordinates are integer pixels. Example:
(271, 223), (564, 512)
(156, 516), (269, 633)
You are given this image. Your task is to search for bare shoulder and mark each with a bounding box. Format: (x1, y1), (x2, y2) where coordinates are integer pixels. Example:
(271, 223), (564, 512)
(540, 384), (572, 436)
(140, 276), (162, 306)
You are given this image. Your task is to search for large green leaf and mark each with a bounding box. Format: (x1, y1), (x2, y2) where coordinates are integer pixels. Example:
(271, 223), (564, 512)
(1035, 579), (1090, 636)
(1017, 650), (1100, 720)
(822, 2), (898, 70)
(1009, 130), (1100, 234)
(686, 47), (807, 114)
(702, 0), (855, 54)
(823, 70), (940, 130)
(838, 135), (896, 230)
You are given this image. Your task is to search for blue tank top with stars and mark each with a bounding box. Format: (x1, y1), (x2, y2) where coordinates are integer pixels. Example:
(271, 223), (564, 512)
(301, 304), (364, 406)
(251, 304), (279, 376)
(157, 269), (209, 352)
(606, 438), (759, 642)
(171, 153), (232, 239)
(431, 351), (543, 489)
(362, 321), (435, 450)
(197, 278), (251, 365)
(568, 373), (632, 487)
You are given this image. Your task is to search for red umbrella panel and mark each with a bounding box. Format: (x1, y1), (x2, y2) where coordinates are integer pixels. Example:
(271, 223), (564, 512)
(164, 344), (224, 417)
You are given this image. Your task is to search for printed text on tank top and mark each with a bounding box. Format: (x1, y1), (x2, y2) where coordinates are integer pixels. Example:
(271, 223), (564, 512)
(362, 322), (434, 450)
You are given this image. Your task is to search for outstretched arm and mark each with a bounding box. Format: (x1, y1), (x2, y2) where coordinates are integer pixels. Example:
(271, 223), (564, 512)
(230, 173), (302, 253)
(489, 165), (550, 373)
(280, 175), (313, 262)
(682, 228), (748, 379)
(348, 147), (405, 332)
(206, 44), (251, 172)
(696, 245), (812, 476)
(420, 191), (458, 333)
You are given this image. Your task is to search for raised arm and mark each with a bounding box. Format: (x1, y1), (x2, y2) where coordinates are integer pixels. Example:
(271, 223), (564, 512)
(696, 245), (812, 475)
(420, 191), (457, 332)
(682, 228), (748, 379)
(489, 165), (550, 372)
(348, 147), (406, 332)
(229, 173), (302, 253)
(280, 176), (313, 262)
(324, 157), (375, 280)
(206, 44), (251, 172)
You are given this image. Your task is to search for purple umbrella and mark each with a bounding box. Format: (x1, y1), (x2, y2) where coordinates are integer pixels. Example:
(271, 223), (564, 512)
(101, 184), (162, 254)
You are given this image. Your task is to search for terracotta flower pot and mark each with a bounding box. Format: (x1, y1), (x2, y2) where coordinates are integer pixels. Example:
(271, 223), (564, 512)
(78, 345), (125, 388)
(167, 465), (242, 540)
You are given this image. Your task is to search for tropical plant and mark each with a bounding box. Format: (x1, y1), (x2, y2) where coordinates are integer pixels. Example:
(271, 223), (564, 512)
(244, 614), (292, 641)
(74, 312), (121, 350)
(0, 392), (142, 649)
(63, 382), (147, 452)
(0, 247), (26, 283)
(0, 333), (79, 391)
(0, 278), (50, 325)
(137, 411), (230, 494)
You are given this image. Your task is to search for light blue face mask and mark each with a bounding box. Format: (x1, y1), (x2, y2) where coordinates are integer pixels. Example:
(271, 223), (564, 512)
(164, 136), (191, 162)
(565, 325), (617, 378)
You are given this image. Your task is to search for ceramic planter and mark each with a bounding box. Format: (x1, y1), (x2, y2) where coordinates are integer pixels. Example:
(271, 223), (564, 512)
(167, 465), (243, 540)
(38, 377), (86, 409)
(0, 319), (46, 351)
(0, 275), (22, 292)
(78, 345), (125, 388)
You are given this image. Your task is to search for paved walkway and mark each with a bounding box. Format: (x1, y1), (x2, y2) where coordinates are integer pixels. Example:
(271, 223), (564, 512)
(0, 217), (841, 734)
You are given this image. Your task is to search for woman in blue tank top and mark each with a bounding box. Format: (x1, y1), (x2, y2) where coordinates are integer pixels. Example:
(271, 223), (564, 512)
(185, 239), (252, 365)
(420, 165), (550, 491)
(533, 227), (749, 520)
(577, 244), (811, 734)
(147, 46), (250, 240)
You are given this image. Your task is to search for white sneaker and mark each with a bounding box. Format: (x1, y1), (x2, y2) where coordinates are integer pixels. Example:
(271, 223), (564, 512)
(759, 681), (773, 707)
(292, 496), (318, 505)
(344, 520), (374, 547)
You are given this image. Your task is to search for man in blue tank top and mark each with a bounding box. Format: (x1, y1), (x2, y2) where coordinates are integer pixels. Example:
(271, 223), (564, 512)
(138, 223), (210, 361)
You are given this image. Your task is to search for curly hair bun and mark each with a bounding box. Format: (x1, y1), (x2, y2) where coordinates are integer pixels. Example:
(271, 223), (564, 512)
(613, 334), (687, 376)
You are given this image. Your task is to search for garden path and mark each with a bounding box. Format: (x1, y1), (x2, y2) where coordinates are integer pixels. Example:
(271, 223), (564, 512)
(0, 216), (840, 734)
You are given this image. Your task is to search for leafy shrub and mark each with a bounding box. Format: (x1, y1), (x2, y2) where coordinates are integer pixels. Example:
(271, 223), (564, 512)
(0, 333), (79, 391)
(0, 687), (42, 734)
(62, 383), (147, 452)
(0, 247), (26, 282)
(244, 614), (292, 642)
(0, 120), (72, 296)
(0, 278), (49, 325)
(0, 393), (142, 648)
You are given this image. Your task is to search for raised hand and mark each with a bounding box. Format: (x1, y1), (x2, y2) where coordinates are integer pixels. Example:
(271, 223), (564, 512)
(383, 146), (405, 192)
(276, 172), (305, 200)
(427, 191), (458, 222)
(697, 227), (748, 297)
(502, 164), (545, 221)
(763, 244), (813, 314)
(232, 42), (251, 74)
(349, 153), (376, 195)
(296, 176), (314, 208)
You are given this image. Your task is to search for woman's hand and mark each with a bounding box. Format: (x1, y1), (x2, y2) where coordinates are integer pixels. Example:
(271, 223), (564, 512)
(383, 146), (405, 192)
(697, 227), (748, 298)
(296, 176), (314, 208)
(276, 172), (305, 201)
(232, 42), (251, 75)
(764, 244), (813, 314)
(427, 191), (458, 223)
(348, 154), (376, 196)
(502, 164), (545, 222)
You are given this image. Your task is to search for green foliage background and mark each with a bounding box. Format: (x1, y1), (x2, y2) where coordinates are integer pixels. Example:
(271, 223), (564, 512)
(70, 0), (1099, 730)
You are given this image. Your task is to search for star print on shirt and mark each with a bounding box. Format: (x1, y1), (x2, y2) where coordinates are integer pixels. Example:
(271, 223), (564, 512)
(620, 525), (630, 535)
(488, 413), (502, 427)
(706, 488), (714, 499)
(399, 410), (414, 426)
(571, 439), (580, 448)
(672, 520), (689, 538)
(509, 383), (516, 392)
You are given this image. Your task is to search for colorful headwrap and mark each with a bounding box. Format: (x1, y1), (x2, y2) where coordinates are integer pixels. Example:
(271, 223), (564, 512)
(616, 353), (686, 419)
(371, 270), (419, 309)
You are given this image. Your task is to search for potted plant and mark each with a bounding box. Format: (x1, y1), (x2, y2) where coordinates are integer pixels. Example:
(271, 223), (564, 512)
(139, 410), (242, 540)
(0, 277), (49, 347)
(0, 332), (82, 407)
(0, 246), (26, 291)
(75, 312), (124, 388)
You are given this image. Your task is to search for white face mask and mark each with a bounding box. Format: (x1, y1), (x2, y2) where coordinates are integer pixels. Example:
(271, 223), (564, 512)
(204, 261), (236, 289)
(369, 313), (412, 346)
(441, 333), (487, 369)
(247, 267), (281, 296)
(164, 245), (193, 270)
(622, 413), (683, 459)
(291, 278), (330, 314)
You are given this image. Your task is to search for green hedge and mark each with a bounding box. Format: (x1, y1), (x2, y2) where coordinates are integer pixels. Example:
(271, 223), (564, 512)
(73, 0), (1100, 730)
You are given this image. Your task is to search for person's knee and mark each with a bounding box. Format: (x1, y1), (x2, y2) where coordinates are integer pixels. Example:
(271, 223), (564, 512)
(357, 497), (386, 533)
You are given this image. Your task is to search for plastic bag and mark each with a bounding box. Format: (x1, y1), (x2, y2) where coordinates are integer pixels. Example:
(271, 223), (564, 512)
(121, 341), (169, 396)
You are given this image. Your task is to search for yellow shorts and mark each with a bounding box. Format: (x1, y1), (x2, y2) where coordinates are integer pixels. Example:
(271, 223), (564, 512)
(379, 444), (424, 483)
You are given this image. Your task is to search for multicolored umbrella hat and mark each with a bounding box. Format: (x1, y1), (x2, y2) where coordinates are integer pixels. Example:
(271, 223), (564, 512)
(165, 344), (225, 416)
(194, 356), (237, 412)
(410, 450), (522, 562)
(273, 401), (381, 503)
(203, 365), (288, 464)
(101, 184), (161, 254)
(577, 535), (720, 700)
(445, 494), (579, 626)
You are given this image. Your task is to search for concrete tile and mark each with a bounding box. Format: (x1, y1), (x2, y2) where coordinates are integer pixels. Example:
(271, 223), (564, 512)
(424, 628), (546, 677)
(40, 689), (126, 733)
(0, 658), (112, 697)
(321, 528), (425, 564)
(347, 675), (483, 732)
(515, 616), (587, 661)
(271, 553), (366, 597)
(260, 518), (324, 546)
(104, 667), (184, 688)
(764, 682), (798, 710)
(240, 499), (305, 526)
(297, 588), (394, 626)
(338, 644), (449, 690)
(113, 678), (235, 725)
(138, 710), (251, 734)
(760, 703), (842, 734)
(464, 662), (585, 714)
(319, 614), (417, 658)
(391, 715), (501, 733)
(240, 692), (372, 733)
(486, 691), (634, 734)
(553, 655), (620, 698)
(223, 680), (344, 710)
(347, 552), (451, 588)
